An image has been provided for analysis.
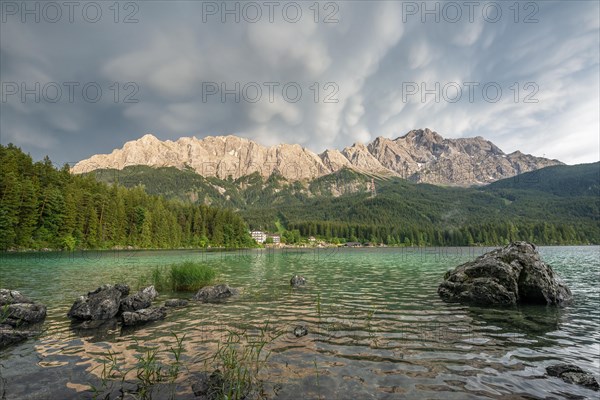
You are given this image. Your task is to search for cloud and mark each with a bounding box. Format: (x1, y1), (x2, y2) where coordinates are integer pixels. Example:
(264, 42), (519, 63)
(0, 1), (598, 166)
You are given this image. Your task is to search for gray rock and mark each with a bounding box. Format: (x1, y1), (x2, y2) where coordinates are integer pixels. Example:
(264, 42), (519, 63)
(438, 242), (572, 307)
(0, 289), (33, 305)
(192, 370), (225, 399)
(293, 325), (308, 337)
(68, 284), (129, 321)
(119, 294), (152, 313)
(191, 370), (258, 399)
(121, 306), (167, 326)
(3, 303), (47, 327)
(141, 285), (158, 300)
(0, 324), (29, 348)
(71, 318), (118, 332)
(70, 318), (120, 341)
(165, 299), (189, 308)
(114, 284), (131, 297)
(119, 286), (158, 313)
(193, 285), (237, 303)
(546, 364), (599, 391)
(1, 288), (47, 327)
(290, 275), (306, 288)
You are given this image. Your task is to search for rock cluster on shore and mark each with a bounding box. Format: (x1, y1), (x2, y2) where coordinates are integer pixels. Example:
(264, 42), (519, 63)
(67, 284), (130, 321)
(438, 242), (572, 307)
(67, 284), (166, 327)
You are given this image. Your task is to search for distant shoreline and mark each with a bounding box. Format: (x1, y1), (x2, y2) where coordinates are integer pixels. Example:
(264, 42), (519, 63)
(2, 243), (598, 255)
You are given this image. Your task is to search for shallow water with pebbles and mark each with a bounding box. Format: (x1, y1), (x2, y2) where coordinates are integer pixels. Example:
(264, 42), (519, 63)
(0, 246), (598, 399)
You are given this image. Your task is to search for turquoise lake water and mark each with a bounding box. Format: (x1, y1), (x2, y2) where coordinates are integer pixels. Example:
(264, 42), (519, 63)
(0, 246), (599, 399)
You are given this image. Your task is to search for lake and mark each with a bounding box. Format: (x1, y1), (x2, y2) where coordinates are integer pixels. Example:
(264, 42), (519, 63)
(0, 246), (599, 399)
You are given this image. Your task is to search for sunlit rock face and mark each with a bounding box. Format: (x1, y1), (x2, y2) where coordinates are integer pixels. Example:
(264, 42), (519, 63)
(72, 129), (562, 186)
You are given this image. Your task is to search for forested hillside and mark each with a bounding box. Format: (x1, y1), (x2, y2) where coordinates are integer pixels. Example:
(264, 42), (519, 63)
(265, 173), (599, 246)
(0, 144), (254, 250)
(486, 163), (600, 197)
(91, 164), (600, 246)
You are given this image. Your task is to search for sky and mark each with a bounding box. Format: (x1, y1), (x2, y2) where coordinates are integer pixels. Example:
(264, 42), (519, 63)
(1, 1), (599, 167)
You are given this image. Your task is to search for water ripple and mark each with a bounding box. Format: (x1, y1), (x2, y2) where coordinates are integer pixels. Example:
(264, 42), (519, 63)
(0, 246), (598, 399)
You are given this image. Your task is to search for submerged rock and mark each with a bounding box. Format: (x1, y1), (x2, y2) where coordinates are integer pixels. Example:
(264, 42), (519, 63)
(193, 284), (237, 303)
(119, 286), (158, 313)
(0, 324), (30, 348)
(121, 306), (167, 327)
(68, 284), (129, 321)
(290, 275), (306, 288)
(438, 242), (572, 307)
(191, 370), (258, 399)
(293, 325), (308, 337)
(192, 370), (225, 399)
(165, 299), (189, 308)
(546, 364), (599, 391)
(71, 318), (119, 332)
(70, 318), (120, 342)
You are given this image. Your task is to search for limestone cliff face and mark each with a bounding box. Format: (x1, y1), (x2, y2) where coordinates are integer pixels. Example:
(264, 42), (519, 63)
(72, 128), (563, 186)
(365, 129), (562, 185)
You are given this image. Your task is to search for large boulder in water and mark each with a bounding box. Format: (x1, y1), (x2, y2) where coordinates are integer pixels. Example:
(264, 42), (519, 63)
(193, 284), (237, 303)
(68, 284), (130, 321)
(438, 242), (572, 307)
(0, 289), (47, 327)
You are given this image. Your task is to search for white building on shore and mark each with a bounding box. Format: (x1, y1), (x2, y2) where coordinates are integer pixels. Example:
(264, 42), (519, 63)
(269, 234), (281, 244)
(251, 230), (267, 243)
(250, 230), (282, 245)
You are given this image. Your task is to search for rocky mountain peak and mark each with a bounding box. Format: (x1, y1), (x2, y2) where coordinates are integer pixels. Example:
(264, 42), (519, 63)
(400, 128), (443, 143)
(138, 133), (160, 144)
(72, 129), (563, 186)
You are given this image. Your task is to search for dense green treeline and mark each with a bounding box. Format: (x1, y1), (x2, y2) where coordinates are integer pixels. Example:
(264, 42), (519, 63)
(0, 144), (254, 250)
(287, 220), (592, 246)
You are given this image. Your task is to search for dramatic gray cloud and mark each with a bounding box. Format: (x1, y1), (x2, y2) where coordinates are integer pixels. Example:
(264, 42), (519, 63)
(1, 1), (598, 166)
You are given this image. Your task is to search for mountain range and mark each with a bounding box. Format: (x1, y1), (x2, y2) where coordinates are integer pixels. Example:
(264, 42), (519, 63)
(72, 129), (562, 186)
